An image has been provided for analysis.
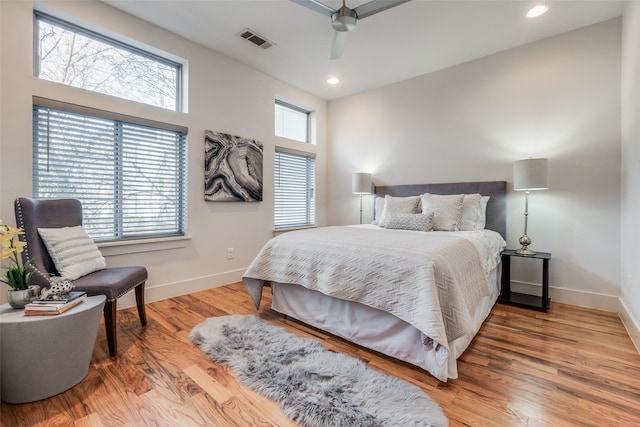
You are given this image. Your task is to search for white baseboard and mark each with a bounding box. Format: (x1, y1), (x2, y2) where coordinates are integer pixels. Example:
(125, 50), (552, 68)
(618, 298), (640, 353)
(87, 272), (640, 355)
(116, 268), (245, 310)
(118, 275), (621, 312)
(511, 280), (640, 353)
(510, 280), (619, 312)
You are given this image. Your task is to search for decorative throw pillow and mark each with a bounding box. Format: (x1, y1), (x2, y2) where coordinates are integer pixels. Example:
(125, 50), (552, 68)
(459, 193), (482, 231)
(420, 193), (464, 231)
(377, 195), (420, 228)
(38, 226), (106, 281)
(384, 212), (434, 232)
(477, 196), (491, 229)
(371, 196), (386, 226)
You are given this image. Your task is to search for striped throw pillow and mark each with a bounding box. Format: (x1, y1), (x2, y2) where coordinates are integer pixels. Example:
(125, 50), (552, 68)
(38, 226), (106, 280)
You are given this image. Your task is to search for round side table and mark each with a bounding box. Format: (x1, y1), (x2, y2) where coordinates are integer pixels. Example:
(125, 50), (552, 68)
(0, 295), (106, 404)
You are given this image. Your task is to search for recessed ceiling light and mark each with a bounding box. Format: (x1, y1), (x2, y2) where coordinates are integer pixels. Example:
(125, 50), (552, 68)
(526, 5), (548, 18)
(326, 77), (340, 85)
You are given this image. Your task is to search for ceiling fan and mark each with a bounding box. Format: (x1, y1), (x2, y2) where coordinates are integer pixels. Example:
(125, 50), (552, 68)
(291, 0), (412, 59)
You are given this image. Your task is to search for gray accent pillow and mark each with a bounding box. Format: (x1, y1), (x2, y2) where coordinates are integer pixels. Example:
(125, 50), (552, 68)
(377, 195), (420, 227)
(385, 212), (434, 232)
(420, 193), (464, 231)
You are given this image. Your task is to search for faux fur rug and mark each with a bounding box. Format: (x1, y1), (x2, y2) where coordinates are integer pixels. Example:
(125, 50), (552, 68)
(190, 315), (448, 427)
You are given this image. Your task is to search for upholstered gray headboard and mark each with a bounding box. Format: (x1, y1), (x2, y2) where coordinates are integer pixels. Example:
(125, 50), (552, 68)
(374, 181), (507, 238)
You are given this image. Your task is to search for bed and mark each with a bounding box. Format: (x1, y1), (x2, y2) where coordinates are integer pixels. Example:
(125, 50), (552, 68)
(243, 181), (507, 382)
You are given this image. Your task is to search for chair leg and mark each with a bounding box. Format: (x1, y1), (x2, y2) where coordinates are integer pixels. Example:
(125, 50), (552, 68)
(135, 283), (147, 326)
(104, 300), (117, 357)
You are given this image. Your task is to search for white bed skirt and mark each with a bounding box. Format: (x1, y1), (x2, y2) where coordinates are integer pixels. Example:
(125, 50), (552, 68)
(271, 266), (501, 382)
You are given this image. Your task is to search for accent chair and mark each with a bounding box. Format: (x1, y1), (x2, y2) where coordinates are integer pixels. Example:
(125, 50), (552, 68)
(14, 197), (148, 357)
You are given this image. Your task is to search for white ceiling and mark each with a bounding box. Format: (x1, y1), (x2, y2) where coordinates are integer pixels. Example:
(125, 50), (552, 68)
(102, 0), (624, 101)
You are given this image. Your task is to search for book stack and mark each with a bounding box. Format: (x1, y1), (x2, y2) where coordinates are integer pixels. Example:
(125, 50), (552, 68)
(24, 291), (87, 316)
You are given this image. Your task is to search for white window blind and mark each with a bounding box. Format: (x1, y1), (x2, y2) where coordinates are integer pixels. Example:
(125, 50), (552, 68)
(32, 99), (188, 241)
(274, 150), (316, 228)
(275, 100), (309, 143)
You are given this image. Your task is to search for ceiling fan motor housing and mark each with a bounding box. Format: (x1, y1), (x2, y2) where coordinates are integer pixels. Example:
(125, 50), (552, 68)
(332, 6), (357, 32)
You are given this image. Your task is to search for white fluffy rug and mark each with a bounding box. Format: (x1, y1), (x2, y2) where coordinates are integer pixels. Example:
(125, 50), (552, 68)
(190, 315), (448, 427)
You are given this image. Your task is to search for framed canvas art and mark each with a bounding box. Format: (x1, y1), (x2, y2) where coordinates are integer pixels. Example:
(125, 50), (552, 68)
(204, 131), (263, 202)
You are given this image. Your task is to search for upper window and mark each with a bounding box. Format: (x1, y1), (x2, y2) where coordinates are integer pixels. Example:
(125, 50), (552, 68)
(35, 12), (182, 111)
(32, 98), (188, 242)
(275, 100), (310, 143)
(274, 149), (316, 229)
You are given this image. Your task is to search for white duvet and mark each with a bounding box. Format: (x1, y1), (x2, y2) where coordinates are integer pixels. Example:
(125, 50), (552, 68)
(243, 225), (506, 364)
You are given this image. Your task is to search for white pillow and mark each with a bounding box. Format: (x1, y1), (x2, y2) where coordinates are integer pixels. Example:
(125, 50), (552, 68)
(377, 195), (420, 227)
(384, 212), (434, 232)
(372, 196), (386, 226)
(460, 193), (482, 231)
(477, 196), (490, 229)
(38, 226), (106, 281)
(420, 193), (464, 231)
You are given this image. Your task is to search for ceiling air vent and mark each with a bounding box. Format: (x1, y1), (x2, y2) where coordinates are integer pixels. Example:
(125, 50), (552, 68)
(239, 28), (275, 50)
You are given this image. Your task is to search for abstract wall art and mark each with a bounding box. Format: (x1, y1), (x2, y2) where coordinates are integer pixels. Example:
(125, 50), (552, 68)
(204, 131), (263, 202)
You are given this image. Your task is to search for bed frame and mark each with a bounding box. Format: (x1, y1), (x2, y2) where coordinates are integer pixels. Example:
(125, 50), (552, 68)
(374, 181), (507, 237)
(251, 180), (508, 381)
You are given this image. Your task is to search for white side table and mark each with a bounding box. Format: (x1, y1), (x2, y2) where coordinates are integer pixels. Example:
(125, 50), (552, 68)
(0, 295), (106, 404)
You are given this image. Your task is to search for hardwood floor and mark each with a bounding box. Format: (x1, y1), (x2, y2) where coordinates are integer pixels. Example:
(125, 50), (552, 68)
(2, 282), (639, 426)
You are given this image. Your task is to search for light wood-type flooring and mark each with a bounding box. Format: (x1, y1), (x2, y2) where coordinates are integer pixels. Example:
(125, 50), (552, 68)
(2, 282), (639, 426)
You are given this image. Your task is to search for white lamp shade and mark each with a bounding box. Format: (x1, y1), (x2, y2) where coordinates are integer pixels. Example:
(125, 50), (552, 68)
(513, 158), (548, 191)
(352, 173), (372, 194)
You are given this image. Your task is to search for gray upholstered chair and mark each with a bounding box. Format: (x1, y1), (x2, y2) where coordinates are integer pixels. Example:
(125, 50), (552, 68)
(14, 197), (148, 357)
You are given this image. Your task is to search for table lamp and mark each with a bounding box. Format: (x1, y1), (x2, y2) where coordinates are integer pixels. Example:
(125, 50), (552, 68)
(513, 158), (548, 255)
(352, 173), (372, 224)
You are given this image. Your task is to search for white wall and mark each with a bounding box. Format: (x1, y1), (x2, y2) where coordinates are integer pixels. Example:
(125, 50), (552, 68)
(0, 0), (327, 306)
(620, 1), (640, 350)
(327, 19), (622, 310)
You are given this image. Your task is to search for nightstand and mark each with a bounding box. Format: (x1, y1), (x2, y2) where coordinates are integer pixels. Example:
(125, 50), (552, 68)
(499, 249), (551, 312)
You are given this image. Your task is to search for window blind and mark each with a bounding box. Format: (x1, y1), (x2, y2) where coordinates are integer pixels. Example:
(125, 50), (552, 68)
(274, 149), (316, 228)
(32, 102), (188, 241)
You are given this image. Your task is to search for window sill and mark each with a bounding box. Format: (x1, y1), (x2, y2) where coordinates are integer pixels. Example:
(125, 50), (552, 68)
(97, 235), (191, 257)
(272, 225), (317, 236)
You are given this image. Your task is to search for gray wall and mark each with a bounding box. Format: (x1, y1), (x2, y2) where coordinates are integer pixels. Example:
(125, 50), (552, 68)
(327, 19), (622, 310)
(621, 1), (640, 347)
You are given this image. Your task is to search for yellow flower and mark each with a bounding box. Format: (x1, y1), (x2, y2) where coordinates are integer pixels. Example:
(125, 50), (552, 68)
(1, 247), (14, 259)
(13, 240), (26, 253)
(0, 219), (33, 290)
(1, 240), (13, 254)
(7, 227), (24, 236)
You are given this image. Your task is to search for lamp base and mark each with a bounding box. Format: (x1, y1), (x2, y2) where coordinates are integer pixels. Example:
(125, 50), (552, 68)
(515, 247), (536, 256)
(516, 234), (534, 255)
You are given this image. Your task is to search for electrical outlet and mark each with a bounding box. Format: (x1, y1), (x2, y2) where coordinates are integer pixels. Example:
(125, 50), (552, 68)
(227, 248), (234, 260)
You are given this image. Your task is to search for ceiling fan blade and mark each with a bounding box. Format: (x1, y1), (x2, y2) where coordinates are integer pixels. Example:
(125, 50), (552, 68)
(330, 31), (347, 60)
(353, 0), (412, 19)
(290, 0), (335, 18)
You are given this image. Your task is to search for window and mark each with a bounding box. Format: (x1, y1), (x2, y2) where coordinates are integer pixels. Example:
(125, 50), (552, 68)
(32, 98), (188, 242)
(275, 100), (310, 143)
(35, 12), (182, 111)
(274, 150), (316, 229)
